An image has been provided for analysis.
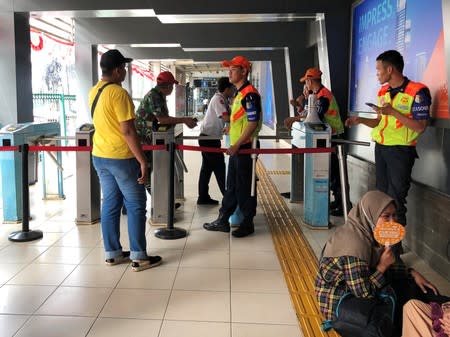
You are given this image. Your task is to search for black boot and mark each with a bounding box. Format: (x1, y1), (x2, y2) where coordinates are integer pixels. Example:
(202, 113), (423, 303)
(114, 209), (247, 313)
(232, 218), (254, 238)
(203, 213), (230, 232)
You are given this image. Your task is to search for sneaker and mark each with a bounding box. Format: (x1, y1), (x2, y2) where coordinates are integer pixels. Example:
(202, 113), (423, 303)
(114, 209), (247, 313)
(131, 255), (162, 272)
(232, 226), (254, 238)
(197, 198), (219, 205)
(105, 251), (130, 266)
(280, 192), (291, 199)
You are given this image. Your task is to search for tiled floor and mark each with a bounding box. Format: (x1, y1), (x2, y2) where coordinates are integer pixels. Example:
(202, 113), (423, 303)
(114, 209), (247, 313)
(0, 128), (449, 337)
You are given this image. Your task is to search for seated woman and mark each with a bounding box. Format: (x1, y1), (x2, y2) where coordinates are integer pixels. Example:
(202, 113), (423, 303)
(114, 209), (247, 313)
(403, 299), (450, 337)
(315, 190), (448, 336)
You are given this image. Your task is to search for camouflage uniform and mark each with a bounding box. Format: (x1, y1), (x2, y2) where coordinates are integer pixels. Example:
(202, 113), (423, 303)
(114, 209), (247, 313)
(135, 87), (169, 191)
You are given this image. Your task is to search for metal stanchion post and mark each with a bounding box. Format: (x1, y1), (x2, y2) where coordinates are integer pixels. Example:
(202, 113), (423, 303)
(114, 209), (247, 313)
(337, 144), (349, 222)
(250, 138), (257, 197)
(8, 144), (43, 242)
(332, 139), (370, 223)
(154, 141), (187, 240)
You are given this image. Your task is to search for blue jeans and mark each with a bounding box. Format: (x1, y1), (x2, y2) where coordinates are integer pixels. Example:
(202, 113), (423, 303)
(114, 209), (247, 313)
(93, 156), (148, 260)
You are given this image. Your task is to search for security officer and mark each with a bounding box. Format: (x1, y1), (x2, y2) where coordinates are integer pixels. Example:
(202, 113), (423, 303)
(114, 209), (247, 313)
(203, 55), (262, 238)
(345, 50), (431, 235)
(285, 68), (346, 215)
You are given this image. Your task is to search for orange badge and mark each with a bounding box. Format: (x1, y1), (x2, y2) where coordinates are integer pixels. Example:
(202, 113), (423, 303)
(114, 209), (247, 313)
(373, 221), (406, 247)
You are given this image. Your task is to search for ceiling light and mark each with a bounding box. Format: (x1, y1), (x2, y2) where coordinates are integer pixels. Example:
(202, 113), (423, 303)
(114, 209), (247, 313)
(157, 13), (316, 24)
(182, 47), (280, 52)
(130, 43), (181, 48)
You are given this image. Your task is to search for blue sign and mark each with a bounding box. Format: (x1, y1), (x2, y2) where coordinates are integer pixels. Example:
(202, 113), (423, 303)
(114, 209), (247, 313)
(349, 0), (446, 116)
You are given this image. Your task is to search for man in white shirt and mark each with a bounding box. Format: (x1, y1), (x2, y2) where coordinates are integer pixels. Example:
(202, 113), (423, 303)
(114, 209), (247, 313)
(197, 77), (234, 205)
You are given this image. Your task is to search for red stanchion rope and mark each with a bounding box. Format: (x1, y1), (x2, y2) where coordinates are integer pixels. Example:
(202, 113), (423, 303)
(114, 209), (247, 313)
(0, 146), (19, 151)
(176, 144), (334, 154)
(0, 144), (334, 154)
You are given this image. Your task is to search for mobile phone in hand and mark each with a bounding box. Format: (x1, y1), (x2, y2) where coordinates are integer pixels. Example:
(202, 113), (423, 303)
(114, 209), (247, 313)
(365, 102), (379, 109)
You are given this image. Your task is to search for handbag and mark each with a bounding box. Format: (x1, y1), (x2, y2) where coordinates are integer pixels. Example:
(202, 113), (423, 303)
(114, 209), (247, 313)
(322, 292), (396, 337)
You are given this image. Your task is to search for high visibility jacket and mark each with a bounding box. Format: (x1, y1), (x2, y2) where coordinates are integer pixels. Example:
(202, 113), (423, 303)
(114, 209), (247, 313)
(317, 86), (344, 135)
(229, 83), (262, 145)
(371, 81), (426, 146)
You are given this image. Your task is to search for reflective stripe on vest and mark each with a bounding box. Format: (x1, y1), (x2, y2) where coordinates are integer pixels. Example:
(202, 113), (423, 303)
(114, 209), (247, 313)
(371, 81), (426, 146)
(229, 84), (262, 145)
(317, 87), (344, 135)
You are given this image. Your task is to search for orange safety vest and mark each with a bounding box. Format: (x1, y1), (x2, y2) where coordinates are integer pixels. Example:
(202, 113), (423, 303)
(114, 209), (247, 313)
(372, 81), (427, 146)
(229, 84), (262, 145)
(316, 86), (344, 135)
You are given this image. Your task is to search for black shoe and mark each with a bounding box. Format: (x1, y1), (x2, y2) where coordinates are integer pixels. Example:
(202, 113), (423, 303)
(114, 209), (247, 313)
(280, 192), (291, 199)
(131, 255), (162, 272)
(105, 251), (130, 265)
(329, 200), (341, 210)
(232, 226), (254, 238)
(197, 198), (219, 205)
(203, 214), (230, 232)
(175, 202), (182, 209)
(330, 208), (344, 216)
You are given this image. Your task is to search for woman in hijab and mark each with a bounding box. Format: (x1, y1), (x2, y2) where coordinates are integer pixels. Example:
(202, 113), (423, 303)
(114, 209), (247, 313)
(315, 190), (441, 335)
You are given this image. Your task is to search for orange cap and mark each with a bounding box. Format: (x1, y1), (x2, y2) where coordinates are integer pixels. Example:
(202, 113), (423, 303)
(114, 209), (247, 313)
(222, 56), (251, 71)
(299, 68), (322, 82)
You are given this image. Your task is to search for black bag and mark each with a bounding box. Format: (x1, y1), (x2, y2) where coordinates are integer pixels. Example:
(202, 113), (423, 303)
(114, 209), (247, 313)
(324, 293), (395, 337)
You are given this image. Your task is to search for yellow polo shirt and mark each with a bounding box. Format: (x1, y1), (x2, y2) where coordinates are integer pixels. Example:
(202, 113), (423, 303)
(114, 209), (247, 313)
(90, 81), (135, 159)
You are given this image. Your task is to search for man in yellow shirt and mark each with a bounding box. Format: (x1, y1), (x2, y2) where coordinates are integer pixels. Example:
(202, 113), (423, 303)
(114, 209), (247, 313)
(90, 49), (162, 271)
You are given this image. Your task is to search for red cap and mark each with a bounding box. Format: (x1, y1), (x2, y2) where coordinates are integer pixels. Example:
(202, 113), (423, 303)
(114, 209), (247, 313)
(222, 56), (251, 71)
(300, 68), (322, 82)
(157, 71), (179, 85)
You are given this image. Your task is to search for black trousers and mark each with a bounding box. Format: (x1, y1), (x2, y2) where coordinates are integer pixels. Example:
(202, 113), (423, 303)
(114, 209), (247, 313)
(375, 143), (417, 227)
(330, 135), (343, 203)
(220, 142), (256, 225)
(198, 135), (226, 200)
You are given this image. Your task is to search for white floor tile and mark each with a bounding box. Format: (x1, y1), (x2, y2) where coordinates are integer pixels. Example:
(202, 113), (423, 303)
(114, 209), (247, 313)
(173, 267), (230, 291)
(34, 246), (92, 264)
(185, 228), (230, 250)
(100, 288), (170, 319)
(231, 292), (298, 324)
(0, 314), (29, 337)
(165, 290), (230, 322)
(62, 264), (127, 288)
(231, 250), (281, 270)
(18, 233), (64, 246)
(14, 315), (95, 337)
(36, 286), (112, 316)
(0, 264), (26, 284)
(159, 320), (230, 337)
(231, 269), (288, 293)
(0, 245), (48, 264)
(0, 285), (56, 314)
(230, 230), (275, 252)
(87, 318), (161, 337)
(180, 249), (229, 268)
(36, 221), (76, 233)
(55, 230), (101, 247)
(117, 266), (177, 290)
(147, 248), (183, 268)
(232, 322), (303, 337)
(7, 263), (75, 286)
(147, 232), (187, 250)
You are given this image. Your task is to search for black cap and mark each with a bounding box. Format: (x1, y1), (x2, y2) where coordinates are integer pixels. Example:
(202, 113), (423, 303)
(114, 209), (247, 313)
(100, 49), (133, 71)
(218, 77), (233, 92)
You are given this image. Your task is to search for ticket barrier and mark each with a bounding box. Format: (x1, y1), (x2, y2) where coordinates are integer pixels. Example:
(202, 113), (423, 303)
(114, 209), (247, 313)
(150, 125), (185, 226)
(75, 124), (100, 225)
(0, 122), (60, 223)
